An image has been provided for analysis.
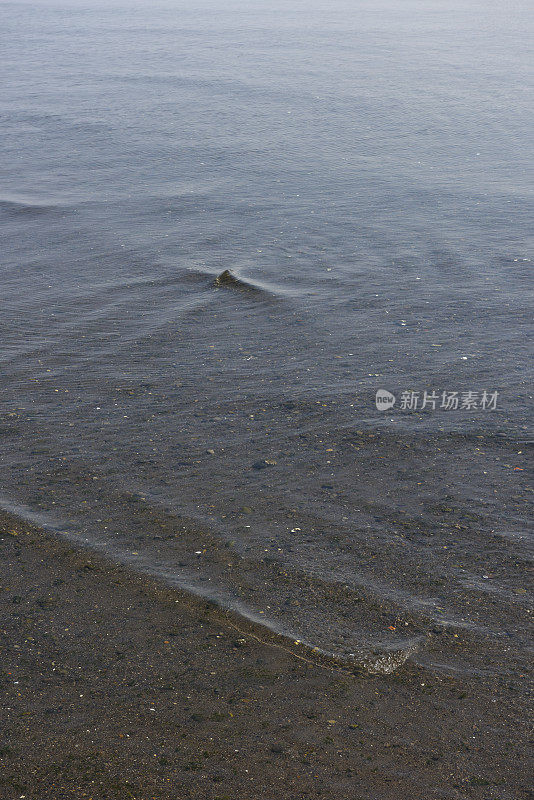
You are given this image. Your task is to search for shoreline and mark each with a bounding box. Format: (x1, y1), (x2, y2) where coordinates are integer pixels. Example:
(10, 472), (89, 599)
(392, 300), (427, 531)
(1, 510), (531, 799)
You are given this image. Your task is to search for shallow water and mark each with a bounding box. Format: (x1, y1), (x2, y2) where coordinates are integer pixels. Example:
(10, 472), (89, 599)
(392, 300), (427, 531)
(1, 0), (532, 677)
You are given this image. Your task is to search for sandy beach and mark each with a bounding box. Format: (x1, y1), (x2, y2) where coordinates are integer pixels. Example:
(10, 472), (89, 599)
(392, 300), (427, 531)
(1, 510), (531, 800)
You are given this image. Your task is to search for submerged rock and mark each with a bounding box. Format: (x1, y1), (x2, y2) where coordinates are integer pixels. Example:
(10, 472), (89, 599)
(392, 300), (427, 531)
(252, 459), (277, 470)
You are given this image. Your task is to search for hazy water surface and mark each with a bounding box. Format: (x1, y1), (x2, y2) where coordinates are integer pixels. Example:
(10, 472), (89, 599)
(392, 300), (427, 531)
(1, 0), (533, 678)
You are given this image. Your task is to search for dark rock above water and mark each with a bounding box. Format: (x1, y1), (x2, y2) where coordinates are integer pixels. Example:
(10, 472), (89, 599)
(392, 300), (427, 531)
(214, 269), (241, 287)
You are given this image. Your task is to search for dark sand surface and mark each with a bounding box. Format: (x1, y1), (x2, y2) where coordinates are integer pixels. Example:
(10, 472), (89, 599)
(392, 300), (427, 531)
(1, 511), (531, 800)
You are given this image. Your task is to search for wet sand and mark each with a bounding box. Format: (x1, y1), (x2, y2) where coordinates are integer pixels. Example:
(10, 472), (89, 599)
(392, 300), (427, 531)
(0, 510), (531, 800)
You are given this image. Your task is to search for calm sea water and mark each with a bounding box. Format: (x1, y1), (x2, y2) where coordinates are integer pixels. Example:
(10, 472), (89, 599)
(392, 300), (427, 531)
(1, 0), (532, 677)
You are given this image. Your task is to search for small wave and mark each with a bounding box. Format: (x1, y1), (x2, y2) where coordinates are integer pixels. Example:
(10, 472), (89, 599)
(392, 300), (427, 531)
(0, 494), (421, 677)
